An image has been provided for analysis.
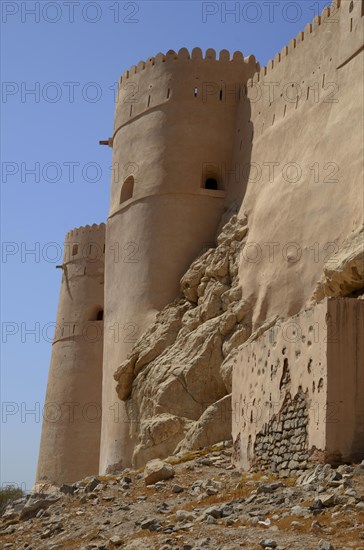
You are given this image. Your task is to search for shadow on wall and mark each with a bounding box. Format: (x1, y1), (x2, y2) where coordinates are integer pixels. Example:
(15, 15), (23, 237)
(225, 86), (253, 208)
(120, 176), (134, 204)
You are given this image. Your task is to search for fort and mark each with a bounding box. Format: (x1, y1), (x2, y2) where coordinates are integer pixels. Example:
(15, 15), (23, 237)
(37, 0), (364, 485)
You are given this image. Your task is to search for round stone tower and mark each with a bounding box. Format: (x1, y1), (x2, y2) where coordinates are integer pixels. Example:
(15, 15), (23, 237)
(100, 48), (258, 473)
(37, 223), (105, 485)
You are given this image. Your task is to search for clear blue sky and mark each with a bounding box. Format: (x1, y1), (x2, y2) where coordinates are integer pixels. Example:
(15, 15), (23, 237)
(1, 0), (330, 492)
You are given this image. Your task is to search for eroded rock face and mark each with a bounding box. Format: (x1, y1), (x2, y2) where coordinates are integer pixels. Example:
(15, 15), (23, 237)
(114, 215), (252, 467)
(113, 216), (364, 471)
(313, 227), (364, 302)
(175, 394), (232, 454)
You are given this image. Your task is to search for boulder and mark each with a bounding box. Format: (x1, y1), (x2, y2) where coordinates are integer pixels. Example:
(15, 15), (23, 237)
(144, 459), (175, 485)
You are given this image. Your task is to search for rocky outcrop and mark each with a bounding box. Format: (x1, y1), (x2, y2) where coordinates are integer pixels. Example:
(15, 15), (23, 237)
(175, 394), (232, 454)
(114, 215), (253, 467)
(113, 219), (364, 470)
(313, 227), (364, 302)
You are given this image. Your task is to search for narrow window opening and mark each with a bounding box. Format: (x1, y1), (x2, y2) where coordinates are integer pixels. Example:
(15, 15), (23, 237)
(219, 89), (223, 101)
(103, 244), (105, 253)
(129, 105), (133, 117)
(88, 306), (104, 321)
(272, 114), (275, 125)
(72, 244), (78, 256)
(204, 178), (218, 190)
(147, 95), (151, 107)
(167, 88), (170, 99)
(322, 73), (326, 88)
(194, 87), (198, 97)
(307, 86), (310, 100)
(120, 175), (134, 204)
(73, 324), (76, 334)
(350, 17), (353, 31)
(283, 104), (287, 117)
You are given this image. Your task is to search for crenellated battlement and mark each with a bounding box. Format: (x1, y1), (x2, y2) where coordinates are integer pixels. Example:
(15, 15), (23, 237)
(246, 0), (363, 87)
(241, 0), (363, 141)
(63, 223), (106, 265)
(248, 1), (342, 85)
(113, 47), (259, 136)
(65, 223), (106, 240)
(119, 48), (258, 84)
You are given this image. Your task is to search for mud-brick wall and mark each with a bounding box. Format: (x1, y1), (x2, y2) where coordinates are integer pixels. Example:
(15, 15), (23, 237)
(232, 297), (364, 474)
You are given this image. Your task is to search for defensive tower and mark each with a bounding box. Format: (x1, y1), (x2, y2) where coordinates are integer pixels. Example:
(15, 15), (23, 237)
(100, 48), (258, 473)
(37, 224), (105, 485)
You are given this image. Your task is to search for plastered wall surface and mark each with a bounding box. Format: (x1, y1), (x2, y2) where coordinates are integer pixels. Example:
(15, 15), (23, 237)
(326, 297), (364, 461)
(233, 0), (364, 327)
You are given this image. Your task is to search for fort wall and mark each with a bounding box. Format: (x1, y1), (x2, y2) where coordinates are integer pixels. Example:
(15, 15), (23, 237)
(232, 0), (364, 326)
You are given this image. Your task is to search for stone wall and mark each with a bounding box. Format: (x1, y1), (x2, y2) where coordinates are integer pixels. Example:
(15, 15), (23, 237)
(252, 389), (309, 476)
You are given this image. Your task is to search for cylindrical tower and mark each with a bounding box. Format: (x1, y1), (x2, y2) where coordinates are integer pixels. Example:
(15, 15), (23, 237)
(37, 223), (105, 485)
(100, 48), (258, 473)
